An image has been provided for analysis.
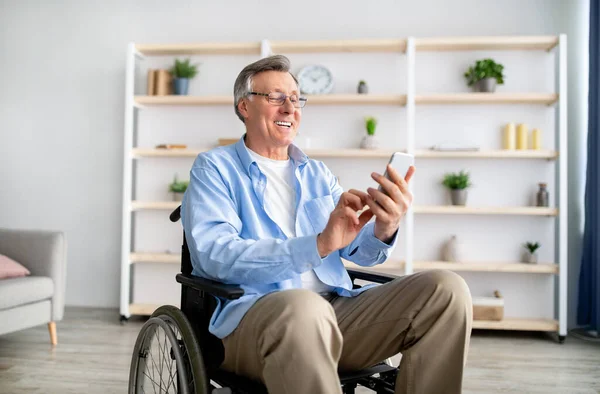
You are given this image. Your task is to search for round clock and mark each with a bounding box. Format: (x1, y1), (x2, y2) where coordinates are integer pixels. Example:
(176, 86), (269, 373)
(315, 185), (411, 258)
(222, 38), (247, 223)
(297, 65), (334, 95)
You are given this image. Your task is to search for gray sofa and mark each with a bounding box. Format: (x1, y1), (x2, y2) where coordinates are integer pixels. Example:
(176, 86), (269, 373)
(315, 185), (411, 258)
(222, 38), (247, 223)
(0, 228), (66, 346)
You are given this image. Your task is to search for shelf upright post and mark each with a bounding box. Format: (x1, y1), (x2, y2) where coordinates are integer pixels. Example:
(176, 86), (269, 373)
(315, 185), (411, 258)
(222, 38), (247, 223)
(261, 39), (272, 58)
(120, 43), (137, 318)
(405, 37), (416, 276)
(556, 33), (568, 337)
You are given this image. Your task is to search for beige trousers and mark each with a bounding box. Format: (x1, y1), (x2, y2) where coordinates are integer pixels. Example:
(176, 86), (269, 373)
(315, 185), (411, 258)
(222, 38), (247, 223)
(221, 269), (473, 394)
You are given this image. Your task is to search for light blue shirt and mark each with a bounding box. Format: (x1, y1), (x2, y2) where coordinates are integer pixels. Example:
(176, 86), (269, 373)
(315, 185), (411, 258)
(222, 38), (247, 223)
(181, 136), (399, 339)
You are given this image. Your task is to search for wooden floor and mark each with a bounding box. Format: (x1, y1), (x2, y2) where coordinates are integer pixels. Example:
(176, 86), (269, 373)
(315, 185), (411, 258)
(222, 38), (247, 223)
(0, 307), (598, 394)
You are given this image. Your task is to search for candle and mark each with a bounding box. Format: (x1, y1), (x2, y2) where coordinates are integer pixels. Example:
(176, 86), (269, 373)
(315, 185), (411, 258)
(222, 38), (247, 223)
(531, 128), (541, 150)
(503, 123), (516, 150)
(517, 123), (528, 150)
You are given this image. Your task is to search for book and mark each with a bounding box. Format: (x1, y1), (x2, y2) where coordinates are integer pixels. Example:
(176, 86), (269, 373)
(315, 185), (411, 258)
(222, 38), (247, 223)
(146, 69), (156, 95)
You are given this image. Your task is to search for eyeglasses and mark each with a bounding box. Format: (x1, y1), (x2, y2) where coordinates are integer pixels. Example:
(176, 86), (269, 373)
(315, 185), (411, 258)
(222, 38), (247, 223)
(248, 92), (307, 108)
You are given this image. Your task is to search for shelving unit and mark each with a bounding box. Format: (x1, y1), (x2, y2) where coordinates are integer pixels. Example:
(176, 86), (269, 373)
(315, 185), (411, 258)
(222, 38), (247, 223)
(122, 35), (567, 338)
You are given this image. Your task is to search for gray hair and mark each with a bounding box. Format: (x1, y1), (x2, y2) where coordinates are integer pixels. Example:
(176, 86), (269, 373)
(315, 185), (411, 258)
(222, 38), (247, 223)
(233, 55), (299, 123)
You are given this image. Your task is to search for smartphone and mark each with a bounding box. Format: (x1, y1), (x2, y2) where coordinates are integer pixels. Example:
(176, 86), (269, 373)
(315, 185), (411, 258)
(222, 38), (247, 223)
(377, 152), (414, 195)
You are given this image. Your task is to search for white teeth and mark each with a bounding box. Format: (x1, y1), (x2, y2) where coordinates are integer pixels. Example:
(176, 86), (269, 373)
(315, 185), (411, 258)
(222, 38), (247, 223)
(275, 121), (292, 127)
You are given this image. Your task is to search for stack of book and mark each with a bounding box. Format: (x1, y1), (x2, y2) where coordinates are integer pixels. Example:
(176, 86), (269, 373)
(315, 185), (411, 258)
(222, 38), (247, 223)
(147, 69), (173, 95)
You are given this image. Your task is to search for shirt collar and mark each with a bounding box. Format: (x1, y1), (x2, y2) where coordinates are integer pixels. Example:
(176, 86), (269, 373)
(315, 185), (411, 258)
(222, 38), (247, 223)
(235, 134), (309, 176)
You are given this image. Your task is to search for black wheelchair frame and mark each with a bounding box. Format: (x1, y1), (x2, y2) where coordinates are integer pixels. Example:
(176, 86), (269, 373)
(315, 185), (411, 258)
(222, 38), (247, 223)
(129, 206), (400, 394)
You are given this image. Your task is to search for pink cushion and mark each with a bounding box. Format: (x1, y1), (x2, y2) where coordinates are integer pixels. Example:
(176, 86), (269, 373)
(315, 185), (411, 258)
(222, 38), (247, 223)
(0, 254), (30, 279)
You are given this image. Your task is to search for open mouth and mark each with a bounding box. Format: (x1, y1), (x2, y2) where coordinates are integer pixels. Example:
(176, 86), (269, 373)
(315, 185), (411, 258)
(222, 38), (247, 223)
(274, 121), (292, 128)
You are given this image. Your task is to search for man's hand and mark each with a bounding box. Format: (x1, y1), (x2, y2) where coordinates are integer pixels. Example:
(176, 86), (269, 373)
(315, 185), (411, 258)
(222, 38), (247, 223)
(366, 165), (416, 243)
(316, 191), (374, 257)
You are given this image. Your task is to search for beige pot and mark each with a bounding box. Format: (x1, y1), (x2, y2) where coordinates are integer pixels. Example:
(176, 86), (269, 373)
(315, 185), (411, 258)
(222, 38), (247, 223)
(172, 192), (184, 202)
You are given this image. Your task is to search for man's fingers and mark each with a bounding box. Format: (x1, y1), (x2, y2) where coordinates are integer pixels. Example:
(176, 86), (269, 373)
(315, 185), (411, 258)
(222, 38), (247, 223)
(367, 187), (395, 213)
(342, 206), (359, 226)
(371, 171), (402, 202)
(348, 189), (370, 205)
(340, 192), (364, 211)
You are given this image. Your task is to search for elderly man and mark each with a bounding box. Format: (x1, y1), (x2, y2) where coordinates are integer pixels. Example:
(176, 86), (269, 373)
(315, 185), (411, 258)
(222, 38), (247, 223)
(181, 55), (472, 394)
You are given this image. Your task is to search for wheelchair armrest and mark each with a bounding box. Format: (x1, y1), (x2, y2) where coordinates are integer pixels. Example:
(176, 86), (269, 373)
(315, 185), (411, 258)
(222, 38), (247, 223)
(176, 273), (245, 300)
(347, 268), (398, 284)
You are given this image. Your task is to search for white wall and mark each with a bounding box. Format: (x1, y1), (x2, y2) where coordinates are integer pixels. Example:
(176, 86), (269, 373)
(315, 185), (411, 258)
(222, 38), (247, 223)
(0, 0), (588, 326)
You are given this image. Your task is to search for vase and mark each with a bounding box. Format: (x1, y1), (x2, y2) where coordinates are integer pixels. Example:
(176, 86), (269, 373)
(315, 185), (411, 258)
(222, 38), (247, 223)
(173, 78), (190, 95)
(357, 82), (368, 94)
(172, 192), (184, 202)
(450, 189), (468, 206)
(536, 183), (549, 207)
(524, 251), (538, 264)
(473, 77), (497, 93)
(360, 135), (378, 149)
(442, 235), (462, 262)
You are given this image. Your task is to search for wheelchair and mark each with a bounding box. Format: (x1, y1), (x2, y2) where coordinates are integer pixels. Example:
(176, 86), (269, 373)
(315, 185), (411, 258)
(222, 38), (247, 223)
(128, 206), (400, 394)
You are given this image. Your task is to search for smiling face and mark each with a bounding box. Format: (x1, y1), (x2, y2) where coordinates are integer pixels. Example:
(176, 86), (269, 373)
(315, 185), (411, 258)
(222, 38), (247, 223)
(237, 70), (302, 160)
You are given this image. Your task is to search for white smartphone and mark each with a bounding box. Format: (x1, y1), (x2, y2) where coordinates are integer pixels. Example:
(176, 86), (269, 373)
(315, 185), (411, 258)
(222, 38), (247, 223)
(377, 152), (414, 195)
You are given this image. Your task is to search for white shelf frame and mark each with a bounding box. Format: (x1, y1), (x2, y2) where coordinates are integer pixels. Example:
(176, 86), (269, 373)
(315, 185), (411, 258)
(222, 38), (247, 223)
(121, 36), (567, 337)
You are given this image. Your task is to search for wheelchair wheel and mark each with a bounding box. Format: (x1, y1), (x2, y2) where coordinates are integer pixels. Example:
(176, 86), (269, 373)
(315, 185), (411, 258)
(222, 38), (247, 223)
(128, 305), (209, 394)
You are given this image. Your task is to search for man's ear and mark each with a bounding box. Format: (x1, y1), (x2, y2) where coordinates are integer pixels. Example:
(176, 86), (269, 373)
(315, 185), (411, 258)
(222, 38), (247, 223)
(238, 98), (250, 121)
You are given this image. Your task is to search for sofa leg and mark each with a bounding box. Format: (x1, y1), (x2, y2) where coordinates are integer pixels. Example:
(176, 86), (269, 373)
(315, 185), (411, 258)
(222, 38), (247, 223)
(48, 322), (57, 346)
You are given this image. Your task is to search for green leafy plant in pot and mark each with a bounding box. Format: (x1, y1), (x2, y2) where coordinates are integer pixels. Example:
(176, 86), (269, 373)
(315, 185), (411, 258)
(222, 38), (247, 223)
(169, 58), (200, 95)
(360, 116), (378, 149)
(169, 175), (189, 201)
(442, 170), (471, 206)
(523, 242), (541, 264)
(464, 58), (504, 93)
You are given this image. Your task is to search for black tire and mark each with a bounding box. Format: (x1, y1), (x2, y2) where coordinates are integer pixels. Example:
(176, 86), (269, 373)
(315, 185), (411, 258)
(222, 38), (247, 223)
(152, 305), (209, 394)
(129, 316), (191, 394)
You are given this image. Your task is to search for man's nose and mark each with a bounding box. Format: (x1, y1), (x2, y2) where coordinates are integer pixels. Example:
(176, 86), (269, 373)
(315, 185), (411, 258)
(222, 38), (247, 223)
(280, 97), (295, 113)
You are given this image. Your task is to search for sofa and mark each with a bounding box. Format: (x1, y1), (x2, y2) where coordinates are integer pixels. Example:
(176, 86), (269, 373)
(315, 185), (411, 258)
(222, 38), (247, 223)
(0, 228), (66, 346)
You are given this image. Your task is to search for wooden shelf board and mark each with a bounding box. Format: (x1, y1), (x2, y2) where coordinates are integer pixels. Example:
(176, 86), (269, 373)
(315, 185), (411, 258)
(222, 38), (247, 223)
(135, 42), (261, 55)
(306, 149), (399, 158)
(415, 93), (558, 105)
(414, 149), (558, 160)
(130, 253), (180, 264)
(270, 39), (406, 53)
(472, 318), (558, 331)
(415, 36), (559, 52)
(414, 206), (558, 216)
(413, 261), (558, 274)
(131, 201), (180, 211)
(135, 37), (558, 56)
(132, 148), (206, 158)
(134, 94), (406, 107)
(306, 94), (406, 106)
(135, 96), (233, 106)
(129, 303), (174, 316)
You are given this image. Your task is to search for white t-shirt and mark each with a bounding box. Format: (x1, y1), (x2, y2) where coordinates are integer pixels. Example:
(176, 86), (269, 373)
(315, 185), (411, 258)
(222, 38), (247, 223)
(248, 148), (334, 293)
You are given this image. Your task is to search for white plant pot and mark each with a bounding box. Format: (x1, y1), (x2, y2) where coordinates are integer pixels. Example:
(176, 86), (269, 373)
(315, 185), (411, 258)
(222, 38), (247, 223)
(360, 135), (379, 149)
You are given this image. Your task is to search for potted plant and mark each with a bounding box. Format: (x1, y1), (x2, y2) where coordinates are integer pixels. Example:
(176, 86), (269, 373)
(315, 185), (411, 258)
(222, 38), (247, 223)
(464, 58), (505, 93)
(169, 175), (189, 201)
(360, 116), (378, 149)
(523, 242), (541, 264)
(442, 170), (471, 206)
(357, 80), (368, 94)
(169, 58), (200, 95)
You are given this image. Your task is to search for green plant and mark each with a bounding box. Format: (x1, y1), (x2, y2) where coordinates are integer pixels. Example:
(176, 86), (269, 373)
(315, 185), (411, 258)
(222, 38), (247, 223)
(170, 58), (199, 79)
(524, 242), (541, 254)
(359, 80), (367, 84)
(169, 175), (189, 193)
(442, 170), (471, 190)
(365, 117), (377, 136)
(464, 58), (505, 86)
